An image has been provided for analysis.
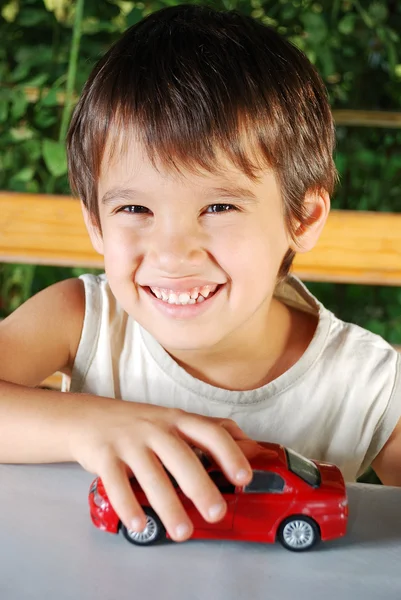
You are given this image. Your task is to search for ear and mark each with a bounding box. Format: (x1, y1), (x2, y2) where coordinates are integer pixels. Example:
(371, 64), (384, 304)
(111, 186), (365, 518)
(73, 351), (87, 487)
(81, 201), (104, 255)
(289, 188), (330, 254)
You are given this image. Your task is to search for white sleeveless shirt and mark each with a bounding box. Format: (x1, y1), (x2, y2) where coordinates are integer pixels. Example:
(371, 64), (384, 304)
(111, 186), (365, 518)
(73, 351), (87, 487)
(66, 274), (401, 482)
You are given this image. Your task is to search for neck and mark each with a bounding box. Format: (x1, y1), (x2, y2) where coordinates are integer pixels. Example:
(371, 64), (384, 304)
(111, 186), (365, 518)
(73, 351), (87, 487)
(166, 298), (315, 391)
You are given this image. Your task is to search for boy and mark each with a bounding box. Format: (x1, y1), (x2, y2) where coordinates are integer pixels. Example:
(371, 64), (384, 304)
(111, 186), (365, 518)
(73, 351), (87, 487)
(0, 5), (400, 544)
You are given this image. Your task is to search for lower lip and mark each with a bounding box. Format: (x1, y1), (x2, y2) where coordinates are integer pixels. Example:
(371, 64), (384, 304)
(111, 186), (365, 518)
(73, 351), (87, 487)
(142, 285), (225, 319)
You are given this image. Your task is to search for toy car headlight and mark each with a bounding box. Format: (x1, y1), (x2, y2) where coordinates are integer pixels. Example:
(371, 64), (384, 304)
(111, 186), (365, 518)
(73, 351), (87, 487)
(339, 498), (348, 508)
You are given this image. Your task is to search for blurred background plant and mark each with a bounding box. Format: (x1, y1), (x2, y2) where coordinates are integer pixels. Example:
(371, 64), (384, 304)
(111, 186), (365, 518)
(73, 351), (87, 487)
(1, 0), (401, 345)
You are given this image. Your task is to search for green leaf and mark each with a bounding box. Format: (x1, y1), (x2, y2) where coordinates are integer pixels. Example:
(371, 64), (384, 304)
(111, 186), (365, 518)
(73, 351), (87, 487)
(10, 166), (35, 183)
(43, 0), (70, 23)
(42, 139), (67, 177)
(368, 2), (388, 23)
(10, 62), (31, 82)
(1, 0), (19, 22)
(23, 139), (42, 161)
(10, 126), (34, 141)
(41, 88), (59, 107)
(318, 46), (336, 78)
(11, 89), (29, 121)
(300, 13), (328, 45)
(23, 73), (49, 88)
(34, 107), (58, 129)
(338, 14), (356, 35)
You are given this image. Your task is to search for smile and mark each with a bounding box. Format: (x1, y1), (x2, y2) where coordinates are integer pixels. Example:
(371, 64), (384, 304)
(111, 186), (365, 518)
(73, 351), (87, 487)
(147, 284), (221, 305)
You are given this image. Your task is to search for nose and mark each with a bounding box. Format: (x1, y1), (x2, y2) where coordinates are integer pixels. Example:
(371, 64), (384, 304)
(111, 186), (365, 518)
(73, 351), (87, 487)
(147, 222), (206, 274)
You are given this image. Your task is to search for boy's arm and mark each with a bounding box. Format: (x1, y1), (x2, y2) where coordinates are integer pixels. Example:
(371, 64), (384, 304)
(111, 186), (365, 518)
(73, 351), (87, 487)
(0, 281), (252, 541)
(0, 277), (87, 461)
(371, 418), (401, 485)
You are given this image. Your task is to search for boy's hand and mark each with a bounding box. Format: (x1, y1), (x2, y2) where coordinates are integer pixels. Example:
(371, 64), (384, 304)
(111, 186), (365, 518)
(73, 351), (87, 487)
(70, 400), (253, 542)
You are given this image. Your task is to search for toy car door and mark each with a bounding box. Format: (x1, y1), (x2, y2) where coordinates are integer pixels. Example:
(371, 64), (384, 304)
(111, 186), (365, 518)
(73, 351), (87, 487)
(234, 470), (294, 541)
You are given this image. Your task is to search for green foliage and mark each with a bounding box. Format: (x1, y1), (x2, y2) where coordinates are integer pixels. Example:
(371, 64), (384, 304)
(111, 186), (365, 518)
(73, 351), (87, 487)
(0, 0), (401, 343)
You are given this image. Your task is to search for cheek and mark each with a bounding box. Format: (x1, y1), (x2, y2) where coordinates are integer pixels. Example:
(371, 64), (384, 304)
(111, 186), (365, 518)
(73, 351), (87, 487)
(102, 226), (141, 275)
(214, 220), (288, 278)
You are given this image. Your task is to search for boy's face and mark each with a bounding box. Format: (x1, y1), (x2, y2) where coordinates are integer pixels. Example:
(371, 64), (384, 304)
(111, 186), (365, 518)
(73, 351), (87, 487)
(89, 139), (300, 354)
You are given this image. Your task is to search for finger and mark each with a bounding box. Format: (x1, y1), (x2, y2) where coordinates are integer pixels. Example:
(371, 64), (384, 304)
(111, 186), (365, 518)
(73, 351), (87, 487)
(210, 419), (260, 467)
(177, 416), (253, 486)
(151, 432), (228, 525)
(236, 438), (265, 460)
(99, 458), (147, 533)
(218, 418), (251, 441)
(130, 447), (194, 542)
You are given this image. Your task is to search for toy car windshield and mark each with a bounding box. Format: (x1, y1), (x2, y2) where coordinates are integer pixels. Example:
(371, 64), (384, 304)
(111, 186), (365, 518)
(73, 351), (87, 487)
(285, 448), (321, 487)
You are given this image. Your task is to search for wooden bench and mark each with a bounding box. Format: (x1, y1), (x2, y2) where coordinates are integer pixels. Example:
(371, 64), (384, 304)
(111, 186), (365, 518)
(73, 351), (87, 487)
(1, 191), (401, 387)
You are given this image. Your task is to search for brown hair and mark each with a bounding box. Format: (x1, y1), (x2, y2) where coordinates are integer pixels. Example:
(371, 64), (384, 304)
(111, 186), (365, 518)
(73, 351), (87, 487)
(67, 4), (337, 277)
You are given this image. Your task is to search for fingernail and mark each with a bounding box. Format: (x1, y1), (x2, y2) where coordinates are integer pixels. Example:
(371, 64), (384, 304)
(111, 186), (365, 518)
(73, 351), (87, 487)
(176, 523), (191, 540)
(236, 469), (250, 481)
(208, 503), (225, 520)
(131, 517), (144, 532)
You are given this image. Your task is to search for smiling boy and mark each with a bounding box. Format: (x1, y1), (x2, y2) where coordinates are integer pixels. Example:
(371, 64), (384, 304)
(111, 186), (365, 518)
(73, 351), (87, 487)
(0, 5), (400, 543)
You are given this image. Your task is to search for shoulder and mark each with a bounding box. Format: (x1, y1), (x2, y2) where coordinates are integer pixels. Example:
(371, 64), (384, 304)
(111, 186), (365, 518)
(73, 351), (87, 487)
(78, 272), (117, 313)
(47, 277), (86, 362)
(2, 276), (86, 336)
(280, 276), (399, 383)
(0, 277), (86, 385)
(287, 276), (398, 374)
(323, 311), (398, 375)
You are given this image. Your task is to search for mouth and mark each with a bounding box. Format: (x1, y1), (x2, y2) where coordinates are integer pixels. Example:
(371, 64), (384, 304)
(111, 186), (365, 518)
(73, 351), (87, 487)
(145, 283), (224, 306)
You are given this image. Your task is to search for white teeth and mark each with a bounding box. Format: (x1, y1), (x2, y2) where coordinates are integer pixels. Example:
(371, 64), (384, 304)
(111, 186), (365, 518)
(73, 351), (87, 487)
(200, 286), (211, 298)
(178, 293), (190, 303)
(149, 284), (219, 306)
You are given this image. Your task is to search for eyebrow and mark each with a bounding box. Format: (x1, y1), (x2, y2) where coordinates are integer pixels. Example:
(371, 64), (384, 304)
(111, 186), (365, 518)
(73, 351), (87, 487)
(204, 186), (259, 203)
(101, 185), (259, 206)
(101, 188), (142, 206)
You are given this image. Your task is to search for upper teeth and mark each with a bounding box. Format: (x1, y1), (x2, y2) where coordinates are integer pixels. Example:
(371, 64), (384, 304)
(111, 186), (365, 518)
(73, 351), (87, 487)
(150, 285), (218, 305)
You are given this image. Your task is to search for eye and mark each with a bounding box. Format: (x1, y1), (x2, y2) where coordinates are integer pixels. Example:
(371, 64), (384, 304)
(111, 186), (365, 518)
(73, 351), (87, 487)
(205, 204), (238, 214)
(118, 205), (151, 214)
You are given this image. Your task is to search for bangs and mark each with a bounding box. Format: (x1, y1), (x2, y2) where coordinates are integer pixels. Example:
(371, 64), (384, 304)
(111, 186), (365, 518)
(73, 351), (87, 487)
(103, 109), (273, 182)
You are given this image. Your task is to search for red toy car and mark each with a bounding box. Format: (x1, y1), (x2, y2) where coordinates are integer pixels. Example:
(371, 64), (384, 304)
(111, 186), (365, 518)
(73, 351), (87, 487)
(89, 441), (348, 552)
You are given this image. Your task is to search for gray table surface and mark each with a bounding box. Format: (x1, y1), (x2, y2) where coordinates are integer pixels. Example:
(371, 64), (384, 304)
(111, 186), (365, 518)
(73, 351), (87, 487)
(1, 463), (401, 600)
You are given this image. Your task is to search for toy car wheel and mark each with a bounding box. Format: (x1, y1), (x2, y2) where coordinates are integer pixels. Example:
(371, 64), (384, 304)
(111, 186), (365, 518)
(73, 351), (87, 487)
(277, 516), (320, 552)
(121, 507), (166, 546)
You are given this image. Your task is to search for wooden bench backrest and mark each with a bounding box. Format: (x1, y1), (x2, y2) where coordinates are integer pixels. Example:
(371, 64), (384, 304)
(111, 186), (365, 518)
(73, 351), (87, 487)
(1, 192), (401, 286)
